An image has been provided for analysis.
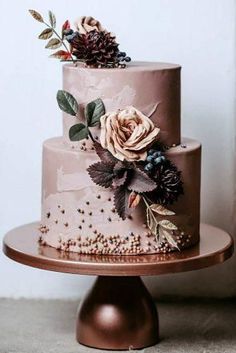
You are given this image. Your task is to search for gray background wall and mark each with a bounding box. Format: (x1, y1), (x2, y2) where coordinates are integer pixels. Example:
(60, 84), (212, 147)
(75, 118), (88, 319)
(0, 0), (235, 298)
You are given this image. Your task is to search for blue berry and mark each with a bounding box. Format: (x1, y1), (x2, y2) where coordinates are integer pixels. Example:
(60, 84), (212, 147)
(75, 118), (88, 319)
(153, 151), (162, 158)
(146, 155), (154, 162)
(148, 149), (155, 155)
(161, 156), (166, 162)
(153, 157), (163, 165)
(125, 56), (131, 62)
(144, 163), (154, 171)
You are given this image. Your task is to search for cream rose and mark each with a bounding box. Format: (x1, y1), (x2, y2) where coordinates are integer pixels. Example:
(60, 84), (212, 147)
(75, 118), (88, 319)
(76, 16), (105, 34)
(100, 106), (160, 162)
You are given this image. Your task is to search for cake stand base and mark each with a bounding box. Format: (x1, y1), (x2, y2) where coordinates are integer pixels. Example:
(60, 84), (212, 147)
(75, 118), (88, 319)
(77, 276), (158, 350)
(2, 223), (234, 351)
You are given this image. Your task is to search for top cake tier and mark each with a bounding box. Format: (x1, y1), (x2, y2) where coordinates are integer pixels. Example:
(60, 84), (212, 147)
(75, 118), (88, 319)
(63, 61), (181, 147)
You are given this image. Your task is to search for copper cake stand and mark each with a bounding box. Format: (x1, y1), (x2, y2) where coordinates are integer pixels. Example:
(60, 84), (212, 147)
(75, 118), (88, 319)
(3, 222), (233, 350)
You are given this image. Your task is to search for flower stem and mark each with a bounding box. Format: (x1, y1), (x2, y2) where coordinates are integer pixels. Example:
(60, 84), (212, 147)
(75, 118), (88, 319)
(88, 129), (95, 143)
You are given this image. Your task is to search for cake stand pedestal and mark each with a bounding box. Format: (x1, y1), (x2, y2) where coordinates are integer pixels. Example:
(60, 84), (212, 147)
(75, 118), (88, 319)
(3, 223), (233, 351)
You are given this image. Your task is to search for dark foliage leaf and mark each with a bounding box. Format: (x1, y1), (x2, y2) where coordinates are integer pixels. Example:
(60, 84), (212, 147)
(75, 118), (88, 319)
(38, 28), (53, 40)
(93, 141), (117, 163)
(87, 162), (115, 188)
(85, 98), (105, 127)
(56, 90), (78, 116)
(50, 50), (72, 60)
(112, 171), (128, 188)
(128, 168), (157, 193)
(114, 186), (131, 220)
(29, 9), (44, 22)
(69, 124), (88, 141)
(49, 10), (56, 28)
(45, 38), (61, 49)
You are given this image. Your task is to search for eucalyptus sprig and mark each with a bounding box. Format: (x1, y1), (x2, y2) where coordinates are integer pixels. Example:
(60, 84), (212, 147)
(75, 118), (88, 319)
(29, 9), (75, 62)
(56, 90), (105, 142)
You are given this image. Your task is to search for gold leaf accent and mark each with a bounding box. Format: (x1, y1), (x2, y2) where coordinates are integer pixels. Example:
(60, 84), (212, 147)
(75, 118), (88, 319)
(158, 220), (178, 231)
(29, 9), (44, 23)
(150, 204), (175, 216)
(159, 227), (179, 249)
(45, 38), (62, 49)
(38, 28), (53, 40)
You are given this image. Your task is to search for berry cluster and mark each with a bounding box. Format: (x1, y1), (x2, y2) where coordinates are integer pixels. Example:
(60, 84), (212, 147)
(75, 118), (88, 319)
(144, 149), (166, 172)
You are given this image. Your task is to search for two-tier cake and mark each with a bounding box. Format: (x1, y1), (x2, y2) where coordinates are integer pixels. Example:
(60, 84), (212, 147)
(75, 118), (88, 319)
(30, 10), (201, 255)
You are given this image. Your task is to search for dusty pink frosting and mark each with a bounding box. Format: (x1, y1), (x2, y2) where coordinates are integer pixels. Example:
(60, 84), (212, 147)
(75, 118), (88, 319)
(62, 62), (181, 149)
(40, 137), (201, 255)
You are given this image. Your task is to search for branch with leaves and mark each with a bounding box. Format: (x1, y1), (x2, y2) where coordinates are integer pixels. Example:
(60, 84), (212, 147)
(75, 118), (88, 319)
(29, 9), (75, 62)
(56, 90), (105, 142)
(142, 196), (179, 249)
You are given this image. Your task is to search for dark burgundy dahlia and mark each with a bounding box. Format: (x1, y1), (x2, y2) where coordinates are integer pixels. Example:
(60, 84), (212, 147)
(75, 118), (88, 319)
(64, 29), (131, 68)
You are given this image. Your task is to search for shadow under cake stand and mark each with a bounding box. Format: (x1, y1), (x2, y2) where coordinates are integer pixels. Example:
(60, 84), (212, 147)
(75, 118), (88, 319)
(3, 222), (234, 351)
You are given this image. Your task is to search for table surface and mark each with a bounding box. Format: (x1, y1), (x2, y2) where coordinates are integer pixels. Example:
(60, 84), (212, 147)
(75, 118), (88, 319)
(3, 222), (234, 276)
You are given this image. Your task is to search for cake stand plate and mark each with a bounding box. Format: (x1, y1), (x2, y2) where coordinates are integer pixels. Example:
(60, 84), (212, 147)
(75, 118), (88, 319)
(3, 222), (234, 350)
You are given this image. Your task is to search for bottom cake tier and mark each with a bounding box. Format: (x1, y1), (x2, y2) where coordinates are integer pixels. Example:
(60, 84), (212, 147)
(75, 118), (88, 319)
(39, 137), (201, 255)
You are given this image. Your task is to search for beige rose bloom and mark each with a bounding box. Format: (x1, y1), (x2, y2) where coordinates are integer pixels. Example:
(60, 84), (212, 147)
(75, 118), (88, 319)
(100, 106), (160, 162)
(76, 16), (105, 34)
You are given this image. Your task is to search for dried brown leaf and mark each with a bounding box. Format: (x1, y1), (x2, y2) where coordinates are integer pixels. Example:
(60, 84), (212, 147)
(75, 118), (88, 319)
(45, 38), (62, 49)
(29, 9), (44, 22)
(38, 28), (53, 40)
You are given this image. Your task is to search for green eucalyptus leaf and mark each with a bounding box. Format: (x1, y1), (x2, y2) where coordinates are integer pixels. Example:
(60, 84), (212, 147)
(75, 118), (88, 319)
(45, 38), (61, 49)
(49, 10), (56, 28)
(69, 124), (89, 141)
(56, 90), (78, 116)
(38, 28), (53, 40)
(85, 98), (105, 127)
